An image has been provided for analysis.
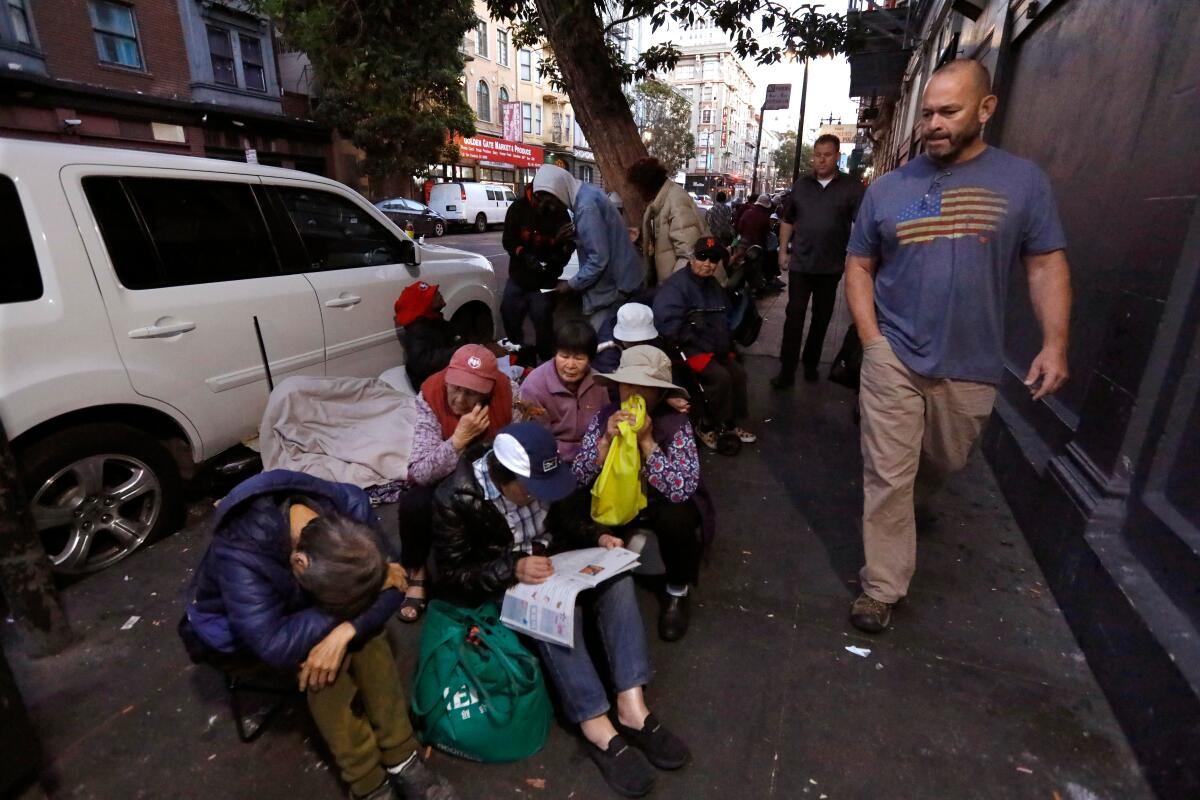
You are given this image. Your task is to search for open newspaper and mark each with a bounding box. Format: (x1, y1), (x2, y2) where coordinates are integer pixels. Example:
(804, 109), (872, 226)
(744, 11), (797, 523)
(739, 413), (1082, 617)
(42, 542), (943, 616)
(501, 547), (640, 647)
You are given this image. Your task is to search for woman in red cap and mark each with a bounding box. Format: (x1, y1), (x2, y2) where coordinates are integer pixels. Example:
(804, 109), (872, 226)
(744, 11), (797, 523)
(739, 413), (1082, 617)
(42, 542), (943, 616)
(396, 344), (516, 621)
(393, 281), (463, 391)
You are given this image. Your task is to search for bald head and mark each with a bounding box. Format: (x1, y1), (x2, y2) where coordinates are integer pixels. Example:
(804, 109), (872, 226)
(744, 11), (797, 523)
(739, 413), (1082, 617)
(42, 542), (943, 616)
(930, 59), (993, 100)
(921, 59), (997, 165)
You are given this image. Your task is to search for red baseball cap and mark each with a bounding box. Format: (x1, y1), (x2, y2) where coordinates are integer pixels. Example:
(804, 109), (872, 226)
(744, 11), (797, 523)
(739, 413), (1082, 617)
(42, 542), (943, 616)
(445, 344), (500, 394)
(393, 281), (440, 326)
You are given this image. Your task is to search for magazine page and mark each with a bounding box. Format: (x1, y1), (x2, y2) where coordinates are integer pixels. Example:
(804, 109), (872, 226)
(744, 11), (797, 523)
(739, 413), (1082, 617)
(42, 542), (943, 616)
(550, 547), (640, 588)
(501, 547), (641, 647)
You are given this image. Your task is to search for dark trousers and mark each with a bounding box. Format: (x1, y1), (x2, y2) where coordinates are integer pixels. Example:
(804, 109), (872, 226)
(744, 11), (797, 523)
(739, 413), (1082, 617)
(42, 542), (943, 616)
(779, 272), (842, 376)
(501, 280), (555, 362)
(396, 483), (435, 571)
(618, 494), (704, 586)
(696, 355), (748, 426)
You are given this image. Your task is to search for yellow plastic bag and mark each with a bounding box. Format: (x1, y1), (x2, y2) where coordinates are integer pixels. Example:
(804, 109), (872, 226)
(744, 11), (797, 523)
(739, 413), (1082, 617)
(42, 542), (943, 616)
(590, 395), (648, 526)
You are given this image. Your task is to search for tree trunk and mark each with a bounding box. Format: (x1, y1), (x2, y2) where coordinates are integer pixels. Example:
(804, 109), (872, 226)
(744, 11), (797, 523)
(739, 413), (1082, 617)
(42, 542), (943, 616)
(534, 0), (649, 224)
(0, 422), (72, 658)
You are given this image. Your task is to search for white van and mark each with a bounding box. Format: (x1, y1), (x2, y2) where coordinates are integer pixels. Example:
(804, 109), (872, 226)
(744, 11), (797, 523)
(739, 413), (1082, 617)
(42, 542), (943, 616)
(428, 181), (516, 233)
(0, 139), (499, 574)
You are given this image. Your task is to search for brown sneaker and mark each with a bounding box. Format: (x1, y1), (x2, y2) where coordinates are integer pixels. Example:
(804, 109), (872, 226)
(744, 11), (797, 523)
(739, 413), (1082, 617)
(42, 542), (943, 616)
(849, 593), (893, 633)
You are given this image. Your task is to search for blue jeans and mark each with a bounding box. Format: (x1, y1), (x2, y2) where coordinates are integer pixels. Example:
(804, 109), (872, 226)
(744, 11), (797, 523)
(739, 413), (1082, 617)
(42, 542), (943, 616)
(500, 280), (555, 361)
(535, 574), (652, 724)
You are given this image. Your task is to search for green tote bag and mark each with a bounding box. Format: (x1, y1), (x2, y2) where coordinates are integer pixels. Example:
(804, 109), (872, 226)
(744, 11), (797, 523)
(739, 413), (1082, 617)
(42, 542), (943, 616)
(411, 600), (552, 762)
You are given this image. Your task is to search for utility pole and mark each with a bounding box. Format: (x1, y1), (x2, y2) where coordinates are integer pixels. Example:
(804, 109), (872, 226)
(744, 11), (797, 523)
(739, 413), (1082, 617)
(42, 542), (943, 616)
(0, 421), (72, 657)
(790, 58), (811, 183)
(750, 104), (766, 197)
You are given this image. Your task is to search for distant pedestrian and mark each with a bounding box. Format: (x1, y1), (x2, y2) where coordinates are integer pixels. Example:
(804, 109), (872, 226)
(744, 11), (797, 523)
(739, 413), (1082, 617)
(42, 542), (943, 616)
(501, 185), (574, 362)
(532, 164), (644, 331)
(626, 157), (710, 287)
(845, 59), (1071, 633)
(705, 191), (734, 246)
(771, 134), (865, 388)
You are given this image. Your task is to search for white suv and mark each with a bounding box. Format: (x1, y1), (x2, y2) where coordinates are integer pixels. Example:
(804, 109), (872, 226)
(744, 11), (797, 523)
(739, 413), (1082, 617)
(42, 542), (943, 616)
(0, 140), (499, 574)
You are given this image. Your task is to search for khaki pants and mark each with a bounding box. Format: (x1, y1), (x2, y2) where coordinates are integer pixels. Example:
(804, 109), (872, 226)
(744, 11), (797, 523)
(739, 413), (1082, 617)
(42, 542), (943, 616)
(306, 632), (418, 797)
(858, 337), (996, 604)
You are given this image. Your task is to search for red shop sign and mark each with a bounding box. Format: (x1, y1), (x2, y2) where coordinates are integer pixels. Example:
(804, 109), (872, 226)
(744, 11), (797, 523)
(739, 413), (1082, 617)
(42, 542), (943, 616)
(454, 134), (544, 169)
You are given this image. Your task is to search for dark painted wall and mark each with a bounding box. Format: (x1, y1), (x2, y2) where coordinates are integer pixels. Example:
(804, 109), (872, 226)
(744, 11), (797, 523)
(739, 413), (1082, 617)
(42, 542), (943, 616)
(983, 0), (1200, 796)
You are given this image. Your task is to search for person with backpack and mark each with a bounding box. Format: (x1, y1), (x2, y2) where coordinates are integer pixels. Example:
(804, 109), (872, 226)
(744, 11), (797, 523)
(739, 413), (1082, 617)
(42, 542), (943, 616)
(705, 191), (734, 246)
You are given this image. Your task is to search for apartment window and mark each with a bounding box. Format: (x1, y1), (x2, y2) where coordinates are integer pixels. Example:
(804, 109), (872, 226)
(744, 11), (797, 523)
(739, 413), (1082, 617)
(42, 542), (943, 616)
(702, 57), (718, 79)
(702, 84), (714, 101)
(701, 109), (711, 124)
(519, 49), (531, 81)
(535, 104), (542, 135)
(521, 102), (532, 133)
(498, 86), (509, 121)
(533, 51), (540, 85)
(680, 87), (694, 103)
(477, 80), (491, 122)
(565, 114), (572, 145)
(497, 29), (509, 66)
(207, 27), (236, 85)
(7, 0), (32, 45)
(474, 20), (487, 58)
(89, 1), (142, 69)
(240, 34), (266, 92)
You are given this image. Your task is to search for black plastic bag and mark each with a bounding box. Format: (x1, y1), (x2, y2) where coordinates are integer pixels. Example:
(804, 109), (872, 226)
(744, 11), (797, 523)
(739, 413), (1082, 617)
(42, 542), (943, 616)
(828, 324), (863, 390)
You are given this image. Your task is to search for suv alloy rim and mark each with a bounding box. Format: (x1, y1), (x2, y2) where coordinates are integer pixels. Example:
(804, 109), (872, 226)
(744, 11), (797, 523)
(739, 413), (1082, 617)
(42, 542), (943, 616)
(29, 453), (163, 574)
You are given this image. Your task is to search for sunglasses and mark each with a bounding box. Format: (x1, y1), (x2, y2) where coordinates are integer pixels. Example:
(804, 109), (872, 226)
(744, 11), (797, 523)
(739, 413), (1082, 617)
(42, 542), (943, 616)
(694, 248), (725, 263)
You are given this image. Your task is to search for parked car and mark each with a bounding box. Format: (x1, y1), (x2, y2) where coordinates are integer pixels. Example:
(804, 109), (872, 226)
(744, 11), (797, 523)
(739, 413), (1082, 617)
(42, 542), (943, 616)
(375, 197), (446, 237)
(0, 139), (500, 574)
(428, 181), (516, 233)
(690, 192), (713, 209)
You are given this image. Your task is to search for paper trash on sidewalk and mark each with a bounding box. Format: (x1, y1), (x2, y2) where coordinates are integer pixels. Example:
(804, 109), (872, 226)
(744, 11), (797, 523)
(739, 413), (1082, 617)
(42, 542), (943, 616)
(845, 645), (872, 657)
(120, 615), (141, 630)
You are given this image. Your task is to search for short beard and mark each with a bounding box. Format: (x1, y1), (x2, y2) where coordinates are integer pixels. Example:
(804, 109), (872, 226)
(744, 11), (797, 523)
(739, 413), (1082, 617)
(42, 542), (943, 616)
(925, 123), (983, 164)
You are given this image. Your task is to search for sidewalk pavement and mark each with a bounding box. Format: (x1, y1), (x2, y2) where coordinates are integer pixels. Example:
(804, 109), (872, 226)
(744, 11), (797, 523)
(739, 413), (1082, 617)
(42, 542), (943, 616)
(4, 283), (1154, 800)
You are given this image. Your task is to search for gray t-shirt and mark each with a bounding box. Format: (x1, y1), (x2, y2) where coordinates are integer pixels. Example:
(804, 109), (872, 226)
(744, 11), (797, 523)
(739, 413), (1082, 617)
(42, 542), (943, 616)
(847, 147), (1066, 383)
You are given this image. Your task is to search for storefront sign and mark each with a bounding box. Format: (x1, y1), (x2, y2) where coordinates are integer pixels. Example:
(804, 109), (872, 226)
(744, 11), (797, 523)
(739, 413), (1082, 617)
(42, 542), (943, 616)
(501, 102), (523, 143)
(818, 123), (858, 144)
(456, 134), (543, 169)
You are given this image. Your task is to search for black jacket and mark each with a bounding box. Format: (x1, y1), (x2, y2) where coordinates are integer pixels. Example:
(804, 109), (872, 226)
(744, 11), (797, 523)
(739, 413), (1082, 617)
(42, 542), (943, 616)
(432, 454), (601, 607)
(502, 195), (574, 291)
(653, 266), (733, 358)
(402, 316), (461, 390)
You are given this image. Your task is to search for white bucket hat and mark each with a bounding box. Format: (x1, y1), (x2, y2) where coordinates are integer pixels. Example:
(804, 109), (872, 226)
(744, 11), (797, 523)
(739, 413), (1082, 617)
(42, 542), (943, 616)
(612, 303), (658, 343)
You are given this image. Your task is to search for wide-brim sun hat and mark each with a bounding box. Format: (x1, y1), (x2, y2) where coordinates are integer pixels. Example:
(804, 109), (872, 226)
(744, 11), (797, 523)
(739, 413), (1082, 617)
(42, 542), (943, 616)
(596, 345), (689, 399)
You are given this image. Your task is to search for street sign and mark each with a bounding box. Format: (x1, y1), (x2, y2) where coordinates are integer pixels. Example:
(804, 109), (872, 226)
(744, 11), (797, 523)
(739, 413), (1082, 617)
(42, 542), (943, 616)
(763, 84), (792, 111)
(818, 123), (858, 144)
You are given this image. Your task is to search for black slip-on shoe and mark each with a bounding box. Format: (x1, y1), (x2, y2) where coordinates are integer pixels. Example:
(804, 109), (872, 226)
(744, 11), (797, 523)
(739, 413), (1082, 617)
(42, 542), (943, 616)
(658, 594), (691, 641)
(386, 756), (458, 800)
(586, 735), (656, 798)
(616, 713), (691, 770)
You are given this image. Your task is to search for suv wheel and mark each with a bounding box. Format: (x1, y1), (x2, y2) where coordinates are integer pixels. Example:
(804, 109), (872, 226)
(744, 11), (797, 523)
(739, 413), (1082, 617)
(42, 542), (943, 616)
(474, 213), (488, 233)
(432, 220), (445, 237)
(20, 423), (184, 575)
(451, 303), (496, 344)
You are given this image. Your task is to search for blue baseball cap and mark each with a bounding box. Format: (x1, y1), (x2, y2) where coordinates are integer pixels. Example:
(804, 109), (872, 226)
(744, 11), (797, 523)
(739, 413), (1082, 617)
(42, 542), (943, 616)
(492, 422), (578, 503)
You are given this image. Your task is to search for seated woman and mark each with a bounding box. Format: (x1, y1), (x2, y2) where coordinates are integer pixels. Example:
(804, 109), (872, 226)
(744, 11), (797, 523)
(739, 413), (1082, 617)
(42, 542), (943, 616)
(518, 320), (609, 464)
(432, 422), (689, 799)
(394, 281), (462, 391)
(652, 237), (756, 451)
(181, 470), (456, 800)
(573, 346), (715, 643)
(398, 344), (514, 621)
(593, 302), (664, 375)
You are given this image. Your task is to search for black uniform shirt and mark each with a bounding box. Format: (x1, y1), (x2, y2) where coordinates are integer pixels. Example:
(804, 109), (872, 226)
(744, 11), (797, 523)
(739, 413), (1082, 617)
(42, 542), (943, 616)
(780, 171), (865, 274)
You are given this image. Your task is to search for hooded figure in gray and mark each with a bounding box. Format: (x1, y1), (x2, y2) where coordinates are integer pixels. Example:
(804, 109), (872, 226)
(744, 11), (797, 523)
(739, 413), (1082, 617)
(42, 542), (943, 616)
(532, 165), (644, 326)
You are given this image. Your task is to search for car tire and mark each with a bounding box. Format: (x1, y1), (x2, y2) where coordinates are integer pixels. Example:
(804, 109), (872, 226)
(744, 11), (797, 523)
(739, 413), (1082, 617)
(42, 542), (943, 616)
(18, 423), (184, 575)
(474, 213), (488, 233)
(451, 303), (496, 344)
(433, 221), (445, 237)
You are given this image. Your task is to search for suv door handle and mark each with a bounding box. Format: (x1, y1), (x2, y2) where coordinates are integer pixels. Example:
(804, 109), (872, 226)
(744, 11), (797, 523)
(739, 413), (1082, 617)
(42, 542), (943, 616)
(128, 320), (197, 339)
(324, 294), (362, 308)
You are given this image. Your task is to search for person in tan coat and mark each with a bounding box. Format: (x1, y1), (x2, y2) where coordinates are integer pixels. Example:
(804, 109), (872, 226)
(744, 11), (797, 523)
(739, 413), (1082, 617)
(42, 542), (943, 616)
(626, 157), (710, 287)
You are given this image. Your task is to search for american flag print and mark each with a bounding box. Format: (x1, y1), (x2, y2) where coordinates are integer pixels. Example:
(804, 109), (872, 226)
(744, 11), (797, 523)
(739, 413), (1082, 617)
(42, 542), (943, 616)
(896, 187), (1008, 246)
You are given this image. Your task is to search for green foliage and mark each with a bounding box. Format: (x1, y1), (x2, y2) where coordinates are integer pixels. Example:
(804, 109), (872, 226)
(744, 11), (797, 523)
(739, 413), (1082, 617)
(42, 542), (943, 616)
(770, 130), (812, 182)
(626, 79), (695, 175)
(485, 1), (849, 87)
(259, 0), (478, 178)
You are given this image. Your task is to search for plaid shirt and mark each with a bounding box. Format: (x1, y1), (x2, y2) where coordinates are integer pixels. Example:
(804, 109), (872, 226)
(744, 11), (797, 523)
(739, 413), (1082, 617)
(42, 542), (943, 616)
(472, 454), (549, 554)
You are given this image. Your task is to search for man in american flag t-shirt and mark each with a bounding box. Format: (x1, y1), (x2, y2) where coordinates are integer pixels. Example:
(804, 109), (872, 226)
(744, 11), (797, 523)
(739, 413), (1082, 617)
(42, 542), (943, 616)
(843, 59), (1073, 633)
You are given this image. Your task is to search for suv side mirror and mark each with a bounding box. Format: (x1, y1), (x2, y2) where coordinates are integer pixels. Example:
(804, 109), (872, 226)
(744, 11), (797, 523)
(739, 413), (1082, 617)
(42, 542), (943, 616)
(398, 236), (421, 266)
